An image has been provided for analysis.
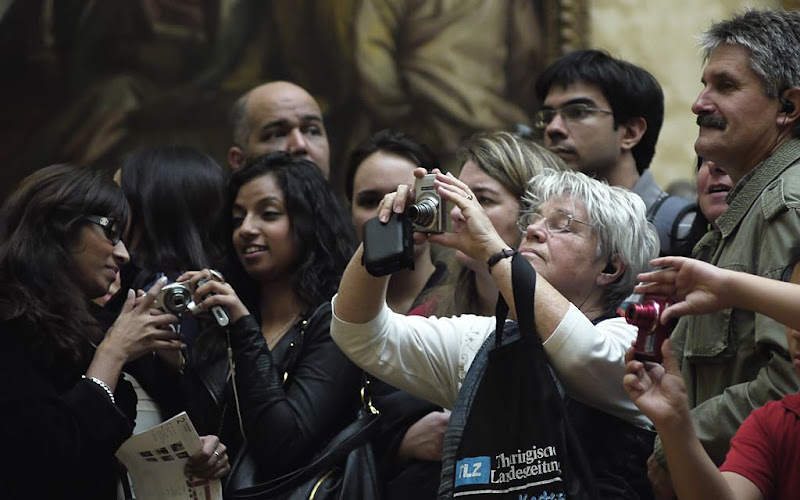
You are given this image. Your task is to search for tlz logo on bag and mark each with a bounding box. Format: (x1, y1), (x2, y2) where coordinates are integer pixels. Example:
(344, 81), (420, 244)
(455, 457), (490, 486)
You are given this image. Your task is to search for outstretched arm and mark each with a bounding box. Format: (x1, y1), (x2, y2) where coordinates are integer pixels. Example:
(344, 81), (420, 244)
(623, 341), (763, 500)
(333, 244), (392, 324)
(636, 257), (800, 330)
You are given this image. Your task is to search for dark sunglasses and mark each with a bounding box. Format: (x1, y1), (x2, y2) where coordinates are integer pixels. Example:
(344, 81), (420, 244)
(83, 215), (123, 245)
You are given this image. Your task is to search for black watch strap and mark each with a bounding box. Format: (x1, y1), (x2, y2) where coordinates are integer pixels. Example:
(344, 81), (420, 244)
(487, 248), (517, 271)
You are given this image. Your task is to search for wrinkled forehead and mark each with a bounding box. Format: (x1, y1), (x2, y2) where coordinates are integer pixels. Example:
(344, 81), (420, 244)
(703, 44), (763, 88)
(533, 194), (589, 219)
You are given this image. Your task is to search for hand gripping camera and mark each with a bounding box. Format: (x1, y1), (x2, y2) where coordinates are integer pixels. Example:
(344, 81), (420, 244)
(625, 294), (675, 363)
(406, 174), (451, 234)
(153, 274), (230, 327)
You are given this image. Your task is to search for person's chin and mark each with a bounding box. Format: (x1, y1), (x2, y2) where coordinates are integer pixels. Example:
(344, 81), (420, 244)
(550, 149), (578, 166)
(695, 128), (725, 148)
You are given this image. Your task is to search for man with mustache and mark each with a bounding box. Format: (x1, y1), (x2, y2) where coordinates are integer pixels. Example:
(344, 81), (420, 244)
(646, 9), (800, 498)
(534, 50), (695, 257)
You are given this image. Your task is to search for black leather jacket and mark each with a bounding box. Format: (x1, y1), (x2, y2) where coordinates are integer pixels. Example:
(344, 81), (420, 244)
(184, 302), (363, 480)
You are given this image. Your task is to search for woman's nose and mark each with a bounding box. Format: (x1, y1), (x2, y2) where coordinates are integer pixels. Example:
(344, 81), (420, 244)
(450, 205), (466, 230)
(113, 240), (131, 265)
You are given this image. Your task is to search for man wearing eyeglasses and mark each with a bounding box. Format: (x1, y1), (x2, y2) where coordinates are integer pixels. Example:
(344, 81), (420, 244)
(534, 50), (694, 257)
(331, 168), (660, 498)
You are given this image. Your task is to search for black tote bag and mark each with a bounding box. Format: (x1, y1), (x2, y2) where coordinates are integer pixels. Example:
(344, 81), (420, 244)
(438, 253), (595, 499)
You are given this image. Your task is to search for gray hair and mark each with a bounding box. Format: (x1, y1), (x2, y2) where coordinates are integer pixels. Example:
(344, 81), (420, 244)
(699, 9), (800, 97)
(522, 169), (660, 312)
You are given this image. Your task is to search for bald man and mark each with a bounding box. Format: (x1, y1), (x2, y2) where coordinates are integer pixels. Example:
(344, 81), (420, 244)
(228, 81), (331, 177)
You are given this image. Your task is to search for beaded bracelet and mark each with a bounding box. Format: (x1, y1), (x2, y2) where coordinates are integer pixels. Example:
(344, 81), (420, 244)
(82, 375), (116, 404)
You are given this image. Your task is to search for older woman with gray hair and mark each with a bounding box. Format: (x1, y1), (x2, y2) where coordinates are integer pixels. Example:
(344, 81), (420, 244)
(330, 168), (660, 498)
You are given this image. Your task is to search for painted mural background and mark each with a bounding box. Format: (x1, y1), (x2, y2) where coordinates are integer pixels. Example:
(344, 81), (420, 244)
(1, 0), (790, 200)
(0, 0), (587, 198)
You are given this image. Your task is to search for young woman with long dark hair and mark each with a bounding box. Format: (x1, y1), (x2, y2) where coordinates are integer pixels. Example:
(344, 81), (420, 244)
(181, 152), (362, 485)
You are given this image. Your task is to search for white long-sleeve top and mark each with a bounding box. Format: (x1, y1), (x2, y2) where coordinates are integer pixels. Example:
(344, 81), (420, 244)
(330, 295), (652, 429)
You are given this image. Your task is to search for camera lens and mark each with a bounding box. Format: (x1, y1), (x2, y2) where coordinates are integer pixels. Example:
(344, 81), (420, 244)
(407, 198), (438, 226)
(625, 301), (660, 333)
(163, 287), (192, 313)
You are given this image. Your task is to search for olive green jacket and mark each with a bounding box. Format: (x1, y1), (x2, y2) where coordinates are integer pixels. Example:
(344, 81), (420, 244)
(654, 139), (800, 466)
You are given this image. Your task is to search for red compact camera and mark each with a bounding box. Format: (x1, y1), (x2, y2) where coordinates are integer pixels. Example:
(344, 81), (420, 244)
(625, 295), (675, 363)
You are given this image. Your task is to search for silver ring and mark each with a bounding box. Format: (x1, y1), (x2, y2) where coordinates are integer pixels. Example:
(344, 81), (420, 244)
(214, 451), (222, 465)
(209, 269), (225, 282)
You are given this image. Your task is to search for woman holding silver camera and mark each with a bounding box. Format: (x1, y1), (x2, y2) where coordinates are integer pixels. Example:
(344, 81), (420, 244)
(423, 131), (564, 317)
(179, 152), (362, 486)
(0, 164), (230, 499)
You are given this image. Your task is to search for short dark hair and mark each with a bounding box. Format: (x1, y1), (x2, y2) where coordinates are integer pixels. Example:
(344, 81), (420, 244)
(0, 164), (129, 369)
(535, 49), (664, 174)
(226, 152), (357, 310)
(121, 145), (228, 273)
(345, 129), (440, 202)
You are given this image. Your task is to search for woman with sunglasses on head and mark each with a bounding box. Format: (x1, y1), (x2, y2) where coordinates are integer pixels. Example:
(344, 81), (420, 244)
(0, 165), (229, 499)
(179, 152), (362, 488)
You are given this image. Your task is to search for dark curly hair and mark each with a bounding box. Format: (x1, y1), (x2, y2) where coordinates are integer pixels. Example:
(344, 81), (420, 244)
(0, 164), (129, 371)
(224, 152), (356, 315)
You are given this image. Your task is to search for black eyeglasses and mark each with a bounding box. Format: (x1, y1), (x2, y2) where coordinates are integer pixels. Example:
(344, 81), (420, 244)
(533, 103), (613, 130)
(517, 210), (593, 235)
(83, 215), (122, 245)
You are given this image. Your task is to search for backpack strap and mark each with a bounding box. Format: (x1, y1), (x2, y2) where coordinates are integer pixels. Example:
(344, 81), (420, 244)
(647, 193), (695, 255)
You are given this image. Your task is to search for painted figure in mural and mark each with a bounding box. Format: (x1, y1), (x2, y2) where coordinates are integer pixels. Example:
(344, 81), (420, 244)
(1, 0), (549, 198)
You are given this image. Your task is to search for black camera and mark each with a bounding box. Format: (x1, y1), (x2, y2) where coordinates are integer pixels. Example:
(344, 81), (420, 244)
(406, 174), (451, 233)
(154, 277), (230, 327)
(362, 212), (415, 277)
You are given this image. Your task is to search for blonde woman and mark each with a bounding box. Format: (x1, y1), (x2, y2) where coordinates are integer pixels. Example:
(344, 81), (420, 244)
(419, 131), (564, 316)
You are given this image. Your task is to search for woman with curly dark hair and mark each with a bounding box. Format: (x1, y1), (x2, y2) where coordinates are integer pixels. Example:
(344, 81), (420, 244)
(181, 152), (362, 487)
(0, 164), (229, 499)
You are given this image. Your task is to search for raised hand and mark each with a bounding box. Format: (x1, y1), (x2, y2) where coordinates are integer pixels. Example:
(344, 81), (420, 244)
(623, 339), (690, 431)
(635, 257), (734, 324)
(176, 269), (250, 324)
(102, 277), (182, 363)
(425, 171), (508, 261)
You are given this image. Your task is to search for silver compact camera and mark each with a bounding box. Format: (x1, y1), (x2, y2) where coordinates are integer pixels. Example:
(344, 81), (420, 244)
(154, 277), (230, 327)
(406, 174), (451, 233)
